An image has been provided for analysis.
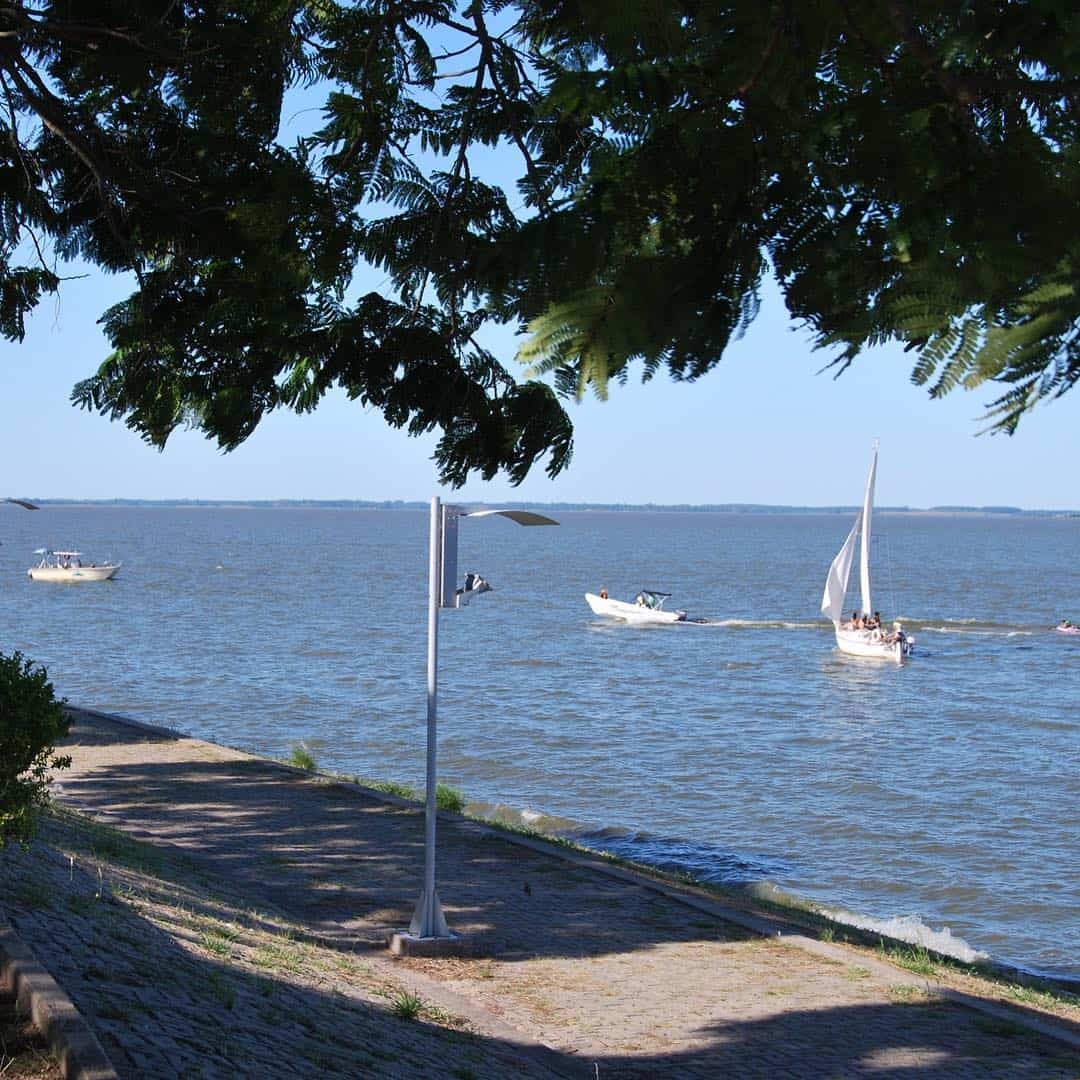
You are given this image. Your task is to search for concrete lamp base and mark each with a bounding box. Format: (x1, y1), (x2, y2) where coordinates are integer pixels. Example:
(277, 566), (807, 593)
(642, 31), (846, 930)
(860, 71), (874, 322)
(388, 931), (474, 958)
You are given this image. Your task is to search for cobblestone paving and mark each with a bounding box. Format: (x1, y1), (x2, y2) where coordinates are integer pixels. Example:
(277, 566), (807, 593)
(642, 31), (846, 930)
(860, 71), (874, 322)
(1, 709), (1075, 1079)
(1, 816), (554, 1078)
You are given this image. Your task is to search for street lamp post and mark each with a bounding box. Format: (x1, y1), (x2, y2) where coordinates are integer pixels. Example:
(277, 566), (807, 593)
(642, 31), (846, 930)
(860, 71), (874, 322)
(394, 495), (558, 953)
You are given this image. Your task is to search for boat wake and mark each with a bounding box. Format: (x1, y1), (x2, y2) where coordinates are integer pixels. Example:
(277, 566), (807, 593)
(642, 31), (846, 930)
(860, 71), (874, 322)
(701, 619), (824, 630)
(906, 619), (1036, 637)
(608, 614), (1050, 638)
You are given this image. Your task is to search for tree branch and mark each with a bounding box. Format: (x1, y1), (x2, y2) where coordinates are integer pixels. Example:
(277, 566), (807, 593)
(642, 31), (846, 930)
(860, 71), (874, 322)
(472, 7), (550, 214)
(736, 5), (785, 100)
(886, 0), (976, 107)
(0, 51), (134, 266)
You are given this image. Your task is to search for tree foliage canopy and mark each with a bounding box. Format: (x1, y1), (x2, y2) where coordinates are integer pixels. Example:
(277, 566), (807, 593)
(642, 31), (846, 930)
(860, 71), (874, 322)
(2, 1), (1077, 484)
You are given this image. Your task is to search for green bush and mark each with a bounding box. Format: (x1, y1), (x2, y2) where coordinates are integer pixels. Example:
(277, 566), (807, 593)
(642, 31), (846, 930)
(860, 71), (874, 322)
(435, 784), (465, 814)
(288, 744), (316, 771)
(0, 651), (70, 846)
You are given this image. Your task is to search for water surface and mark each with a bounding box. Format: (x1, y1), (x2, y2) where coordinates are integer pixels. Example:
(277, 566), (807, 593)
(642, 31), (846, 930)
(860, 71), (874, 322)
(2, 507), (1076, 979)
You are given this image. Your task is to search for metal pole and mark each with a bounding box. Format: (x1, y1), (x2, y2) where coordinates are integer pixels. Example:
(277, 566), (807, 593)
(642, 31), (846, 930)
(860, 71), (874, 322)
(410, 495), (448, 938)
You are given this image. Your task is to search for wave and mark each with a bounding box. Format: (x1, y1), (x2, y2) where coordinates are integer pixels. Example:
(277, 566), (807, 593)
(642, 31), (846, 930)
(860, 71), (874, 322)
(815, 906), (989, 965)
(466, 801), (583, 835)
(568, 826), (790, 881)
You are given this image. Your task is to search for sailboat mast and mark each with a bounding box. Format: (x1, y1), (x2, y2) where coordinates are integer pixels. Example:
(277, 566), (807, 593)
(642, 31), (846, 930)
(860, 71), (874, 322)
(859, 442), (878, 615)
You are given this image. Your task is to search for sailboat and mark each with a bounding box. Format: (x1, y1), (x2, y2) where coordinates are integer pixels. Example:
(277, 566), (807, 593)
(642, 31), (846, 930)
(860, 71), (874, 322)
(821, 443), (913, 664)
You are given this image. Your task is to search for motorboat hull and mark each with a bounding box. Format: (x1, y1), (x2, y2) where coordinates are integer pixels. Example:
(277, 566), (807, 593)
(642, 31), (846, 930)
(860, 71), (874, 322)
(1055, 626), (1080, 635)
(585, 592), (686, 625)
(28, 563), (120, 582)
(834, 627), (913, 664)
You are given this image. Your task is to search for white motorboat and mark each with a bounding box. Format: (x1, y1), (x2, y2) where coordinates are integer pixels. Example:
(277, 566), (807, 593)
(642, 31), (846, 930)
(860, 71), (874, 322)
(821, 443), (913, 664)
(28, 549), (121, 582)
(586, 590), (687, 625)
(1055, 622), (1080, 636)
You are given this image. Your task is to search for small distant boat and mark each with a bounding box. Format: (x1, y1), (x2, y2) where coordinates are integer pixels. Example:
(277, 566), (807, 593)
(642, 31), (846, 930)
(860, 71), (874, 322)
(586, 590), (687, 625)
(821, 443), (913, 664)
(1055, 622), (1080, 635)
(28, 549), (120, 582)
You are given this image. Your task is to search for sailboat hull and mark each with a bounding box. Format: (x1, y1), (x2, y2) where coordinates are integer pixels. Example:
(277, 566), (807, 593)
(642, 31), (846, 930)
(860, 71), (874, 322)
(834, 628), (912, 664)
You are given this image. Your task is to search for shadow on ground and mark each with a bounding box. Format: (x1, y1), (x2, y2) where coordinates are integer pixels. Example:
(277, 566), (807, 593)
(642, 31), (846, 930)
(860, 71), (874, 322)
(32, 711), (1077, 1078)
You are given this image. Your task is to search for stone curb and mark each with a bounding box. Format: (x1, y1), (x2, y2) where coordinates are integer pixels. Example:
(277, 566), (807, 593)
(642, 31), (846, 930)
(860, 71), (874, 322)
(65, 705), (1080, 1056)
(0, 915), (118, 1080)
(64, 705), (184, 742)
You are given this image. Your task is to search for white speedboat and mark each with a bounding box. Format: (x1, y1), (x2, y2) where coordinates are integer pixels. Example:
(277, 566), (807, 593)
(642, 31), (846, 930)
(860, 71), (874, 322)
(586, 590), (687, 625)
(1055, 622), (1080, 636)
(821, 444), (913, 664)
(28, 549), (120, 582)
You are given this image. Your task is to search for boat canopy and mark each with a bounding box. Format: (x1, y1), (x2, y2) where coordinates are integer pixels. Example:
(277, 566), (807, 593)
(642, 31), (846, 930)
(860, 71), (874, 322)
(635, 590), (671, 610)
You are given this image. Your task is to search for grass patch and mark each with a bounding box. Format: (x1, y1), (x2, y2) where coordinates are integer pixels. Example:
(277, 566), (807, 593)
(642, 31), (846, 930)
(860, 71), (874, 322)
(888, 984), (929, 1002)
(288, 744), (316, 771)
(1006, 982), (1078, 1010)
(342, 775), (463, 811)
(436, 784), (465, 813)
(200, 923), (240, 958)
(421, 1002), (466, 1028)
(64, 893), (100, 917)
(879, 942), (937, 977)
(390, 991), (425, 1020)
(845, 966), (872, 981)
(207, 970), (236, 1010)
(352, 776), (418, 801)
(252, 936), (304, 975)
(48, 806), (168, 875)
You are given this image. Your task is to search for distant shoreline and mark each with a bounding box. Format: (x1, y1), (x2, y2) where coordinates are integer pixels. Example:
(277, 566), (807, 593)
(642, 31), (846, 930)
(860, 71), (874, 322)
(15, 498), (1080, 517)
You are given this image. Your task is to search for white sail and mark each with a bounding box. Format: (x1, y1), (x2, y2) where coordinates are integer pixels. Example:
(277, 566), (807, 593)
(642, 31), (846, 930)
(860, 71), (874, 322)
(859, 444), (878, 615)
(821, 514), (861, 626)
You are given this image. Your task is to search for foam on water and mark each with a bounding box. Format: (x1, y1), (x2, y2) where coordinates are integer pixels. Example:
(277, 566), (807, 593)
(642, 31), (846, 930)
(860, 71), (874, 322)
(708, 618), (823, 629)
(816, 907), (989, 964)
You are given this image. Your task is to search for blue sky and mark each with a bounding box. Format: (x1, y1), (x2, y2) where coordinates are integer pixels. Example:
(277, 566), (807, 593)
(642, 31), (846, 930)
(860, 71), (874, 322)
(2, 263), (1076, 509)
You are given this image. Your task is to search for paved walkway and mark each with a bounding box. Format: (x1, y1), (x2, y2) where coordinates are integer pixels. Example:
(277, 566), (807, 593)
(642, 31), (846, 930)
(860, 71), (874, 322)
(2, 709), (1078, 1078)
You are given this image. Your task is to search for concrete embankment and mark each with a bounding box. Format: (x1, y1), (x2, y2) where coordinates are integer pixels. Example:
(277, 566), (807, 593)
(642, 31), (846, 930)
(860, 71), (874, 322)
(1, 706), (1077, 1078)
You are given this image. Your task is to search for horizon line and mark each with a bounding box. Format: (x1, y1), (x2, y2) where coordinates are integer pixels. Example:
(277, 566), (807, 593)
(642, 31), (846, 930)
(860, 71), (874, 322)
(11, 497), (1080, 516)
